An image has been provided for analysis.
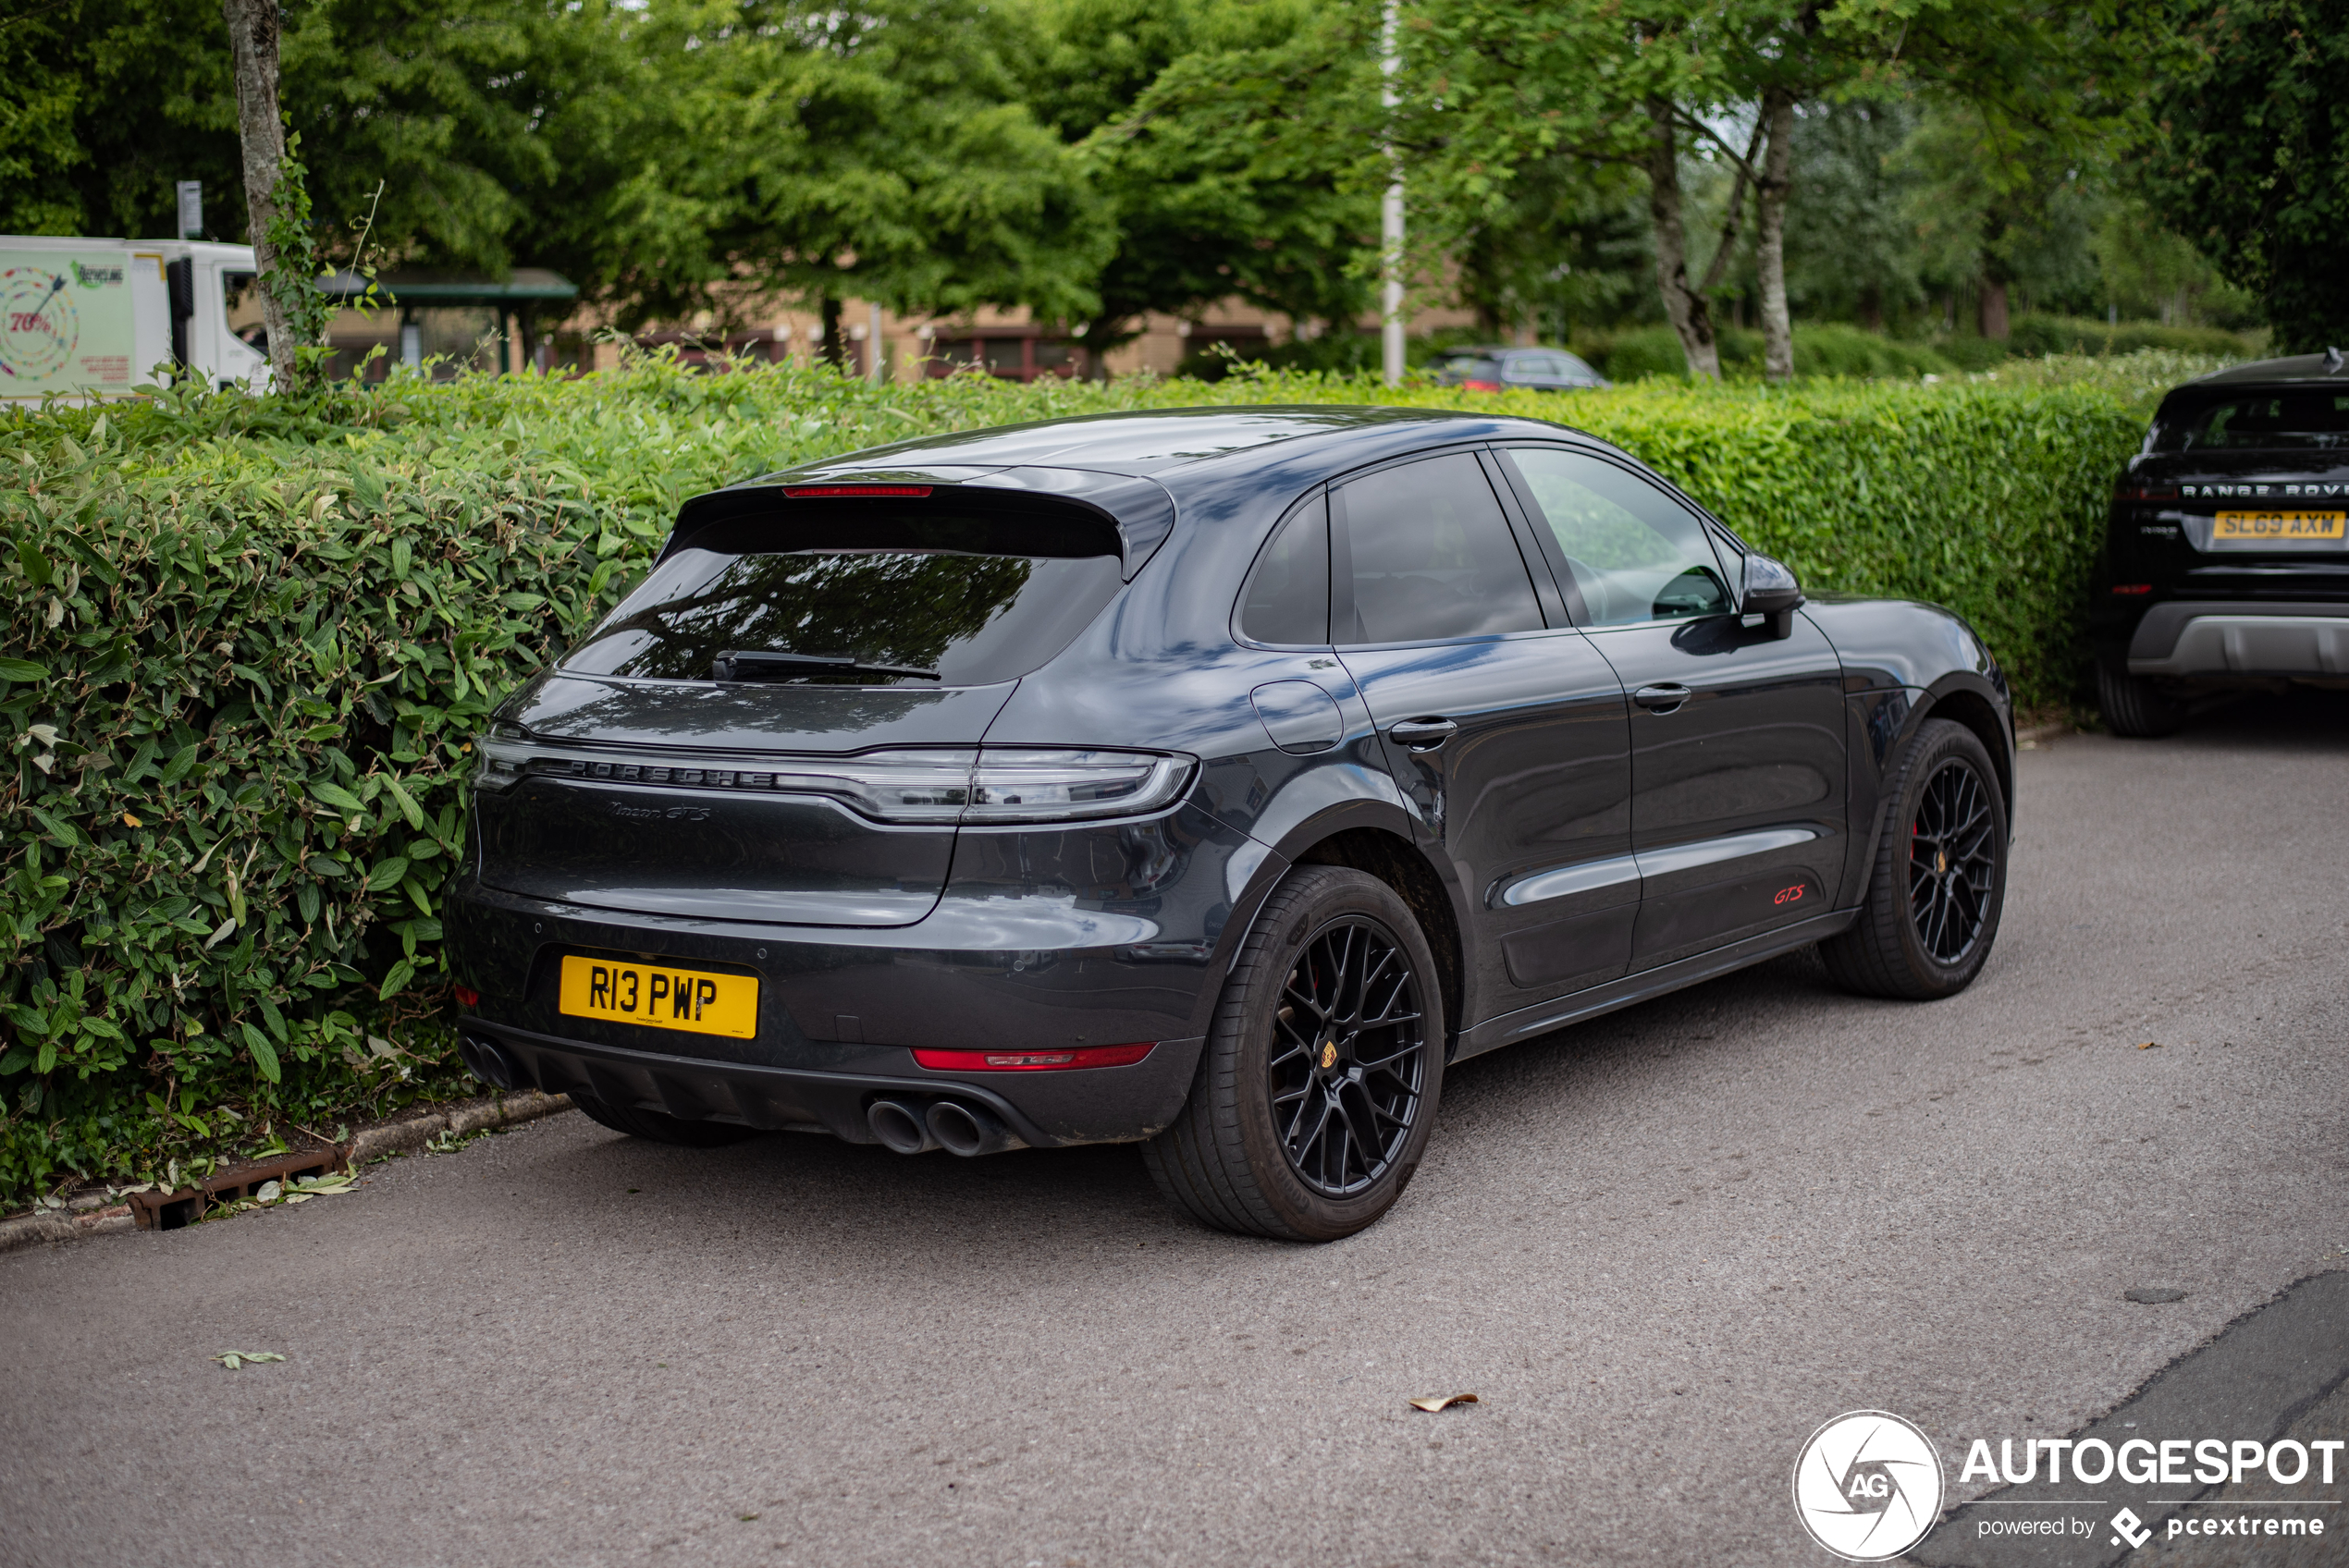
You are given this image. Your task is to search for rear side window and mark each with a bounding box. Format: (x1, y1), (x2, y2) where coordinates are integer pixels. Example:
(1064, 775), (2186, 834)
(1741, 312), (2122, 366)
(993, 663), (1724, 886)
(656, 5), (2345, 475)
(1502, 447), (1734, 625)
(1239, 496), (1330, 645)
(561, 505), (1123, 685)
(1333, 452), (1543, 644)
(2152, 392), (2349, 453)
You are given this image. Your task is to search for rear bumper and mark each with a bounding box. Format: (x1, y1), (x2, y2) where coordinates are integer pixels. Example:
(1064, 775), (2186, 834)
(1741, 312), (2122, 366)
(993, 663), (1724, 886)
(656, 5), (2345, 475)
(445, 802), (1264, 1144)
(2126, 600), (2349, 678)
(458, 1017), (1203, 1147)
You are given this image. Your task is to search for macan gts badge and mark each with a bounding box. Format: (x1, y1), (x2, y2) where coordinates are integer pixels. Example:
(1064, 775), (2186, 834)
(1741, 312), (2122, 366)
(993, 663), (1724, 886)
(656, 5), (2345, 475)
(449, 407), (2014, 1241)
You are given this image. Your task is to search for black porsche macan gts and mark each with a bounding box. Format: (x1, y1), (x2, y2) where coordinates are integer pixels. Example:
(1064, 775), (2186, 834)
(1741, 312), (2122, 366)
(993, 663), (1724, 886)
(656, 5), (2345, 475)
(449, 407), (2013, 1240)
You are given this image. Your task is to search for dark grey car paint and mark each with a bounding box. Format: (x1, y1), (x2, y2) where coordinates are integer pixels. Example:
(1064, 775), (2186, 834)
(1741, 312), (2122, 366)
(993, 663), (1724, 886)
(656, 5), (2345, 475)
(450, 407), (2011, 1148)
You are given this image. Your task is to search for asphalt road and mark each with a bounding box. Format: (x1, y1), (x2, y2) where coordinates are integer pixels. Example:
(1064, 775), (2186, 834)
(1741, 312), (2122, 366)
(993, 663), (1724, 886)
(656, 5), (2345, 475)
(5, 692), (2347, 1568)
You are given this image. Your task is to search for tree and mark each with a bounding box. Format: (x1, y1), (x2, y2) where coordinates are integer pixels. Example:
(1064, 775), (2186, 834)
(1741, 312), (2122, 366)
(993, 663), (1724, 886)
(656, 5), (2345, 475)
(0, 0), (240, 239)
(620, 0), (1110, 343)
(2140, 0), (2349, 351)
(1042, 0), (1381, 364)
(222, 0), (303, 388)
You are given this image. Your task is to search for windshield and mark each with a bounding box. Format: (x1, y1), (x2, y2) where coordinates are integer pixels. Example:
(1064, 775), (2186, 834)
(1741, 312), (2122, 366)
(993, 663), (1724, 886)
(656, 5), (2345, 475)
(2153, 391), (2349, 453)
(562, 508), (1124, 685)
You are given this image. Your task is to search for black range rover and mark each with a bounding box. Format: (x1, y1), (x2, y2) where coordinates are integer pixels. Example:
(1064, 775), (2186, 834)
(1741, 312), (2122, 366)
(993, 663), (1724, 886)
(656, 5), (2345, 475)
(449, 407), (2014, 1240)
(2095, 350), (2349, 734)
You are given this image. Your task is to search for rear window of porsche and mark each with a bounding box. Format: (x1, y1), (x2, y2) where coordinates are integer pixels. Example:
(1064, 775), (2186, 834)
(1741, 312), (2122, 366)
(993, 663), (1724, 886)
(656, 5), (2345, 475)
(561, 507), (1124, 686)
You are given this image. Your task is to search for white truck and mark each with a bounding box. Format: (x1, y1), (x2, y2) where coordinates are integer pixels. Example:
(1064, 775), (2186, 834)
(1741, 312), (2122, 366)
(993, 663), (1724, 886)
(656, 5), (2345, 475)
(1, 236), (272, 400)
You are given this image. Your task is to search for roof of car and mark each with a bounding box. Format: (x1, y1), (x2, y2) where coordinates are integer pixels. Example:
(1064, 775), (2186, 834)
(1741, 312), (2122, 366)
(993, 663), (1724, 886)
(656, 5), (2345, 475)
(2187, 351), (2349, 387)
(681, 406), (1635, 576)
(751, 405), (1605, 481)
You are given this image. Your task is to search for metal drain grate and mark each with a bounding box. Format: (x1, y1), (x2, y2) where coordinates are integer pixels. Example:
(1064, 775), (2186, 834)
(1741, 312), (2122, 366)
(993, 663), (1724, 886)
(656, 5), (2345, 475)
(127, 1146), (347, 1231)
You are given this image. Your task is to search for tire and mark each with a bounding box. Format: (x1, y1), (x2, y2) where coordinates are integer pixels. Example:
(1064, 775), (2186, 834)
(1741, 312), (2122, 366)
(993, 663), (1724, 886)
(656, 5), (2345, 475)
(1142, 865), (1445, 1242)
(1821, 717), (2009, 1001)
(2097, 661), (2186, 738)
(570, 1092), (761, 1147)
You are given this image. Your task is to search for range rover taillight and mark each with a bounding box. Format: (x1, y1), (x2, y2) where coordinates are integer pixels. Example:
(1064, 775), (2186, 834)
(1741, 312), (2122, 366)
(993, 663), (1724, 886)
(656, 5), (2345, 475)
(2113, 483), (2178, 501)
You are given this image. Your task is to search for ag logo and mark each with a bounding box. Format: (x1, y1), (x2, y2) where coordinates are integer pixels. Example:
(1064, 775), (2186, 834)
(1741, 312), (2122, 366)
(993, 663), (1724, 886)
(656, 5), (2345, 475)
(1792, 1410), (1944, 1562)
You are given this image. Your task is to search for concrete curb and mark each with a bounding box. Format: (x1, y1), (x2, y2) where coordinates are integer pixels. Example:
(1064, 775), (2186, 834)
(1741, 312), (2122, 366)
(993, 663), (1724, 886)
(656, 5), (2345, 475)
(345, 1088), (573, 1168)
(0, 1089), (573, 1257)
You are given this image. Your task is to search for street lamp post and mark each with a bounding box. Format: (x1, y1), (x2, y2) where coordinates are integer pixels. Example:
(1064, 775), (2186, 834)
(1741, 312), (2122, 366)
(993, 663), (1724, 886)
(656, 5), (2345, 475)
(1380, 0), (1405, 388)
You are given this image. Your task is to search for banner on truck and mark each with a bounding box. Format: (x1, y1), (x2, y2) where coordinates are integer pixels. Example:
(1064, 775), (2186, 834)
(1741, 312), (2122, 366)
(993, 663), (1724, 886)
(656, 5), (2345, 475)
(0, 251), (134, 397)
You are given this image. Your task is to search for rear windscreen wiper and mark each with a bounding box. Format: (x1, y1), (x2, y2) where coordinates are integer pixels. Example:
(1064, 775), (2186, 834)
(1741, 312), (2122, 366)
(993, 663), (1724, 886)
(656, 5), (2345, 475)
(712, 650), (941, 682)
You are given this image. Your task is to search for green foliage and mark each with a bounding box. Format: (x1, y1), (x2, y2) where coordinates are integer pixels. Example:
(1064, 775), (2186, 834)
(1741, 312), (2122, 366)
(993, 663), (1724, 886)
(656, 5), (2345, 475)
(2141, 0), (2349, 352)
(0, 352), (2178, 1205)
(1589, 324), (1953, 381)
(2006, 313), (2262, 361)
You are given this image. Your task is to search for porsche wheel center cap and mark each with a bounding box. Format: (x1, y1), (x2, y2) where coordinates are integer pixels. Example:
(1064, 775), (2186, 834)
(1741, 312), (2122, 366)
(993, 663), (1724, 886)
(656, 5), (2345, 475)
(1319, 1041), (1338, 1072)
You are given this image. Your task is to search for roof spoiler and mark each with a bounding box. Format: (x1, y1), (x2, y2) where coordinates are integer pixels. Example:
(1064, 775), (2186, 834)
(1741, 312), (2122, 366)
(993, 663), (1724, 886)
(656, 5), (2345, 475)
(667, 465), (1177, 581)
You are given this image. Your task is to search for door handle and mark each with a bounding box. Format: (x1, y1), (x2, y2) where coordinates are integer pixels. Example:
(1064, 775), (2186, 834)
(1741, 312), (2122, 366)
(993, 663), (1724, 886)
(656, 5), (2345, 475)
(1386, 717), (1458, 751)
(1633, 683), (1692, 714)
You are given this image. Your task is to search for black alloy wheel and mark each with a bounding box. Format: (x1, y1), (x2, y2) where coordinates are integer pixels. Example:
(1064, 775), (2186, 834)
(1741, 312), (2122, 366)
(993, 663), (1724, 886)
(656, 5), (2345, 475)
(1821, 717), (2009, 1001)
(1268, 918), (1428, 1198)
(1143, 864), (1447, 1241)
(1907, 757), (1998, 964)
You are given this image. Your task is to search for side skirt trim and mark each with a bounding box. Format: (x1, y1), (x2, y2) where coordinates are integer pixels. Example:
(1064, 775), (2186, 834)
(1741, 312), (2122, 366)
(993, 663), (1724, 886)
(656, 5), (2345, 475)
(1452, 907), (1861, 1060)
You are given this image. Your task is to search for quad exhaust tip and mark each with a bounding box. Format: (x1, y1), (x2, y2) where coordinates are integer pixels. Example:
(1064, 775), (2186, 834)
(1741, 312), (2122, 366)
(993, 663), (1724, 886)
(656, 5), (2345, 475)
(867, 1096), (1027, 1157)
(866, 1098), (939, 1155)
(926, 1099), (1020, 1158)
(458, 1035), (519, 1092)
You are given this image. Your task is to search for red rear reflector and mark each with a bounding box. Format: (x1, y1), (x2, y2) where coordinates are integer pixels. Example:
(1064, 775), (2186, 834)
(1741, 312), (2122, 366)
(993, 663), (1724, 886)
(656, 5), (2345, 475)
(2112, 583), (2154, 595)
(912, 1043), (1156, 1072)
(1461, 379), (1503, 392)
(454, 985), (481, 1010)
(781, 484), (932, 498)
(2113, 484), (2177, 501)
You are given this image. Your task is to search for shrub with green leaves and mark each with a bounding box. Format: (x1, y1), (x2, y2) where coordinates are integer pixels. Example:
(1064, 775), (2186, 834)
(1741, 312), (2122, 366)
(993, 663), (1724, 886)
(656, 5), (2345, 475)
(0, 352), (2184, 1206)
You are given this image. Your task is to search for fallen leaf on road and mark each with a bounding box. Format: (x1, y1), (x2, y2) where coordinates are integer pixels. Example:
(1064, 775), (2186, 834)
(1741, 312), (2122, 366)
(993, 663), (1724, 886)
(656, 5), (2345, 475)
(212, 1352), (286, 1370)
(1408, 1393), (1480, 1413)
(2137, 1041), (2161, 1050)
(286, 1172), (356, 1197)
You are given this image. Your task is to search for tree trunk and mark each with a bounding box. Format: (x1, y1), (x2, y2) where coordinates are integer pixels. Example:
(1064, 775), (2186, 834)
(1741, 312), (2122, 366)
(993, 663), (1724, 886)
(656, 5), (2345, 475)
(1755, 88), (1796, 383)
(1645, 100), (1720, 381)
(221, 0), (296, 391)
(1978, 278), (2011, 341)
(818, 295), (844, 367)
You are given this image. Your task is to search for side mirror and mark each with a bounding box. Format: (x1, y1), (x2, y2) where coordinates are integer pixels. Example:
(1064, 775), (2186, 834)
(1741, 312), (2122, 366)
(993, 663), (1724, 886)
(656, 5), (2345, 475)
(1741, 553), (1804, 638)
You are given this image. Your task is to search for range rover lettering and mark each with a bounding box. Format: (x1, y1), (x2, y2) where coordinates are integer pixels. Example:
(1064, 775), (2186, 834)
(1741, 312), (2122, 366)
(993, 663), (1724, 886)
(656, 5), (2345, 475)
(449, 408), (2013, 1241)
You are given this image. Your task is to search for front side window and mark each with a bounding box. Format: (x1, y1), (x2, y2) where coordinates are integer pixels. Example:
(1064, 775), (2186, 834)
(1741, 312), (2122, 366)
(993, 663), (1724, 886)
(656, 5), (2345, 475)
(562, 508), (1123, 685)
(1334, 452), (1544, 644)
(1501, 447), (1734, 626)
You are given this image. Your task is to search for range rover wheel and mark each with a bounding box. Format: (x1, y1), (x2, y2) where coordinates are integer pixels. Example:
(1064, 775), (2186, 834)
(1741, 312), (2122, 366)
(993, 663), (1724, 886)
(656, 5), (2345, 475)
(2097, 662), (2186, 738)
(1143, 865), (1445, 1242)
(1821, 717), (2009, 1001)
(571, 1092), (761, 1147)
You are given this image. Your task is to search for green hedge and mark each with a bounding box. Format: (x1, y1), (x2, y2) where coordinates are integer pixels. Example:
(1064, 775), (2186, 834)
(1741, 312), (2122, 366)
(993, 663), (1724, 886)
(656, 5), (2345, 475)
(0, 356), (2170, 1205)
(2007, 313), (2265, 361)
(1581, 323), (1955, 382)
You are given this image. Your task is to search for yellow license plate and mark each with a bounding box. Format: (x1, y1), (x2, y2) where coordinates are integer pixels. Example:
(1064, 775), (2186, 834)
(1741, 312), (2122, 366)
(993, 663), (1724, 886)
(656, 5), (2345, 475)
(2212, 510), (2347, 543)
(559, 955), (757, 1038)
